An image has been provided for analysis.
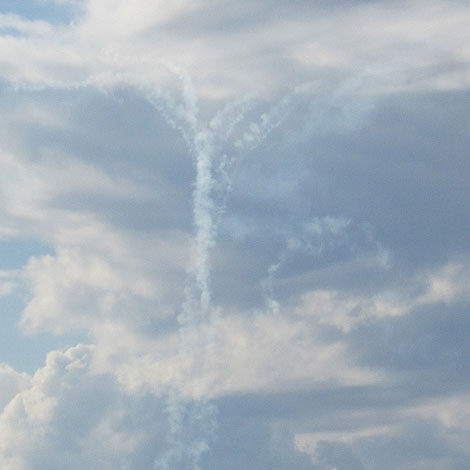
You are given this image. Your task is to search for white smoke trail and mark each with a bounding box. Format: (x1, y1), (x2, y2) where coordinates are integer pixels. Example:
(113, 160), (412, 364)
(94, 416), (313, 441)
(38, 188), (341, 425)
(261, 217), (392, 316)
(146, 71), (258, 470)
(235, 94), (292, 151)
(145, 73), (217, 470)
(145, 72), (296, 470)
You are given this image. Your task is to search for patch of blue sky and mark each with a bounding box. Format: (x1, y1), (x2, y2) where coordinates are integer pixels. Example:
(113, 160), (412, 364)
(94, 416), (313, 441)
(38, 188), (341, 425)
(0, 238), (52, 270)
(0, 26), (22, 36)
(0, 0), (77, 26)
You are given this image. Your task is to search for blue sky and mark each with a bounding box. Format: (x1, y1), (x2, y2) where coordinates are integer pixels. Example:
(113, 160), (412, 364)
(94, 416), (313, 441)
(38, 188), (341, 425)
(0, 0), (76, 25)
(0, 1), (469, 469)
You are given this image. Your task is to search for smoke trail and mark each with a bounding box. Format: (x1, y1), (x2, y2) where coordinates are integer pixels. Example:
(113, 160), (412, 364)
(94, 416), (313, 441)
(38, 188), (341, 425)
(146, 72), (295, 470)
(147, 72), (256, 470)
(261, 218), (353, 313)
(146, 74), (217, 470)
(235, 94), (292, 151)
(260, 217), (391, 316)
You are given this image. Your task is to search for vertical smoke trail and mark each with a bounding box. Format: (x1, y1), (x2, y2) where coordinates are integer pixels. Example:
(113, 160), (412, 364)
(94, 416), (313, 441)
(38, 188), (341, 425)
(148, 73), (250, 470)
(147, 79), (217, 470)
(146, 71), (295, 470)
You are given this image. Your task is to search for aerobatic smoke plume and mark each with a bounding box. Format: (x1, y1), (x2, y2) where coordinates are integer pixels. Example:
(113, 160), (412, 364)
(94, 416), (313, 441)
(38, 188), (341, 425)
(147, 71), (293, 469)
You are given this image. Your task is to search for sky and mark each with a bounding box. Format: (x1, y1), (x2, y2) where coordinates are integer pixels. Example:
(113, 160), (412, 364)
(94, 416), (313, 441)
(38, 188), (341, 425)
(0, 0), (469, 469)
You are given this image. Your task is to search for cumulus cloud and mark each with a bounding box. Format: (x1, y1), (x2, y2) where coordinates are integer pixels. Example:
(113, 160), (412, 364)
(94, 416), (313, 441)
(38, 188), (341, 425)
(0, 345), (170, 470)
(0, 365), (30, 412)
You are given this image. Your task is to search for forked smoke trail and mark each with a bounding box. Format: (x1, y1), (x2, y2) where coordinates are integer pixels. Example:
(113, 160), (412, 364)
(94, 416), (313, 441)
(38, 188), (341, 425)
(146, 80), (216, 470)
(146, 72), (293, 470)
(148, 74), (250, 470)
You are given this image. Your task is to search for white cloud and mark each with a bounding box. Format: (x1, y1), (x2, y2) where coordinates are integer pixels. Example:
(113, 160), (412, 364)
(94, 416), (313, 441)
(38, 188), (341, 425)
(0, 150), (154, 221)
(0, 346), (93, 470)
(0, 365), (31, 412)
(0, 281), (17, 296)
(0, 175), (182, 345)
(0, 13), (53, 36)
(0, 147), (189, 335)
(97, 309), (382, 400)
(0, 345), (166, 470)
(0, 0), (468, 100)
(19, 229), (189, 334)
(294, 391), (470, 469)
(297, 263), (470, 332)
